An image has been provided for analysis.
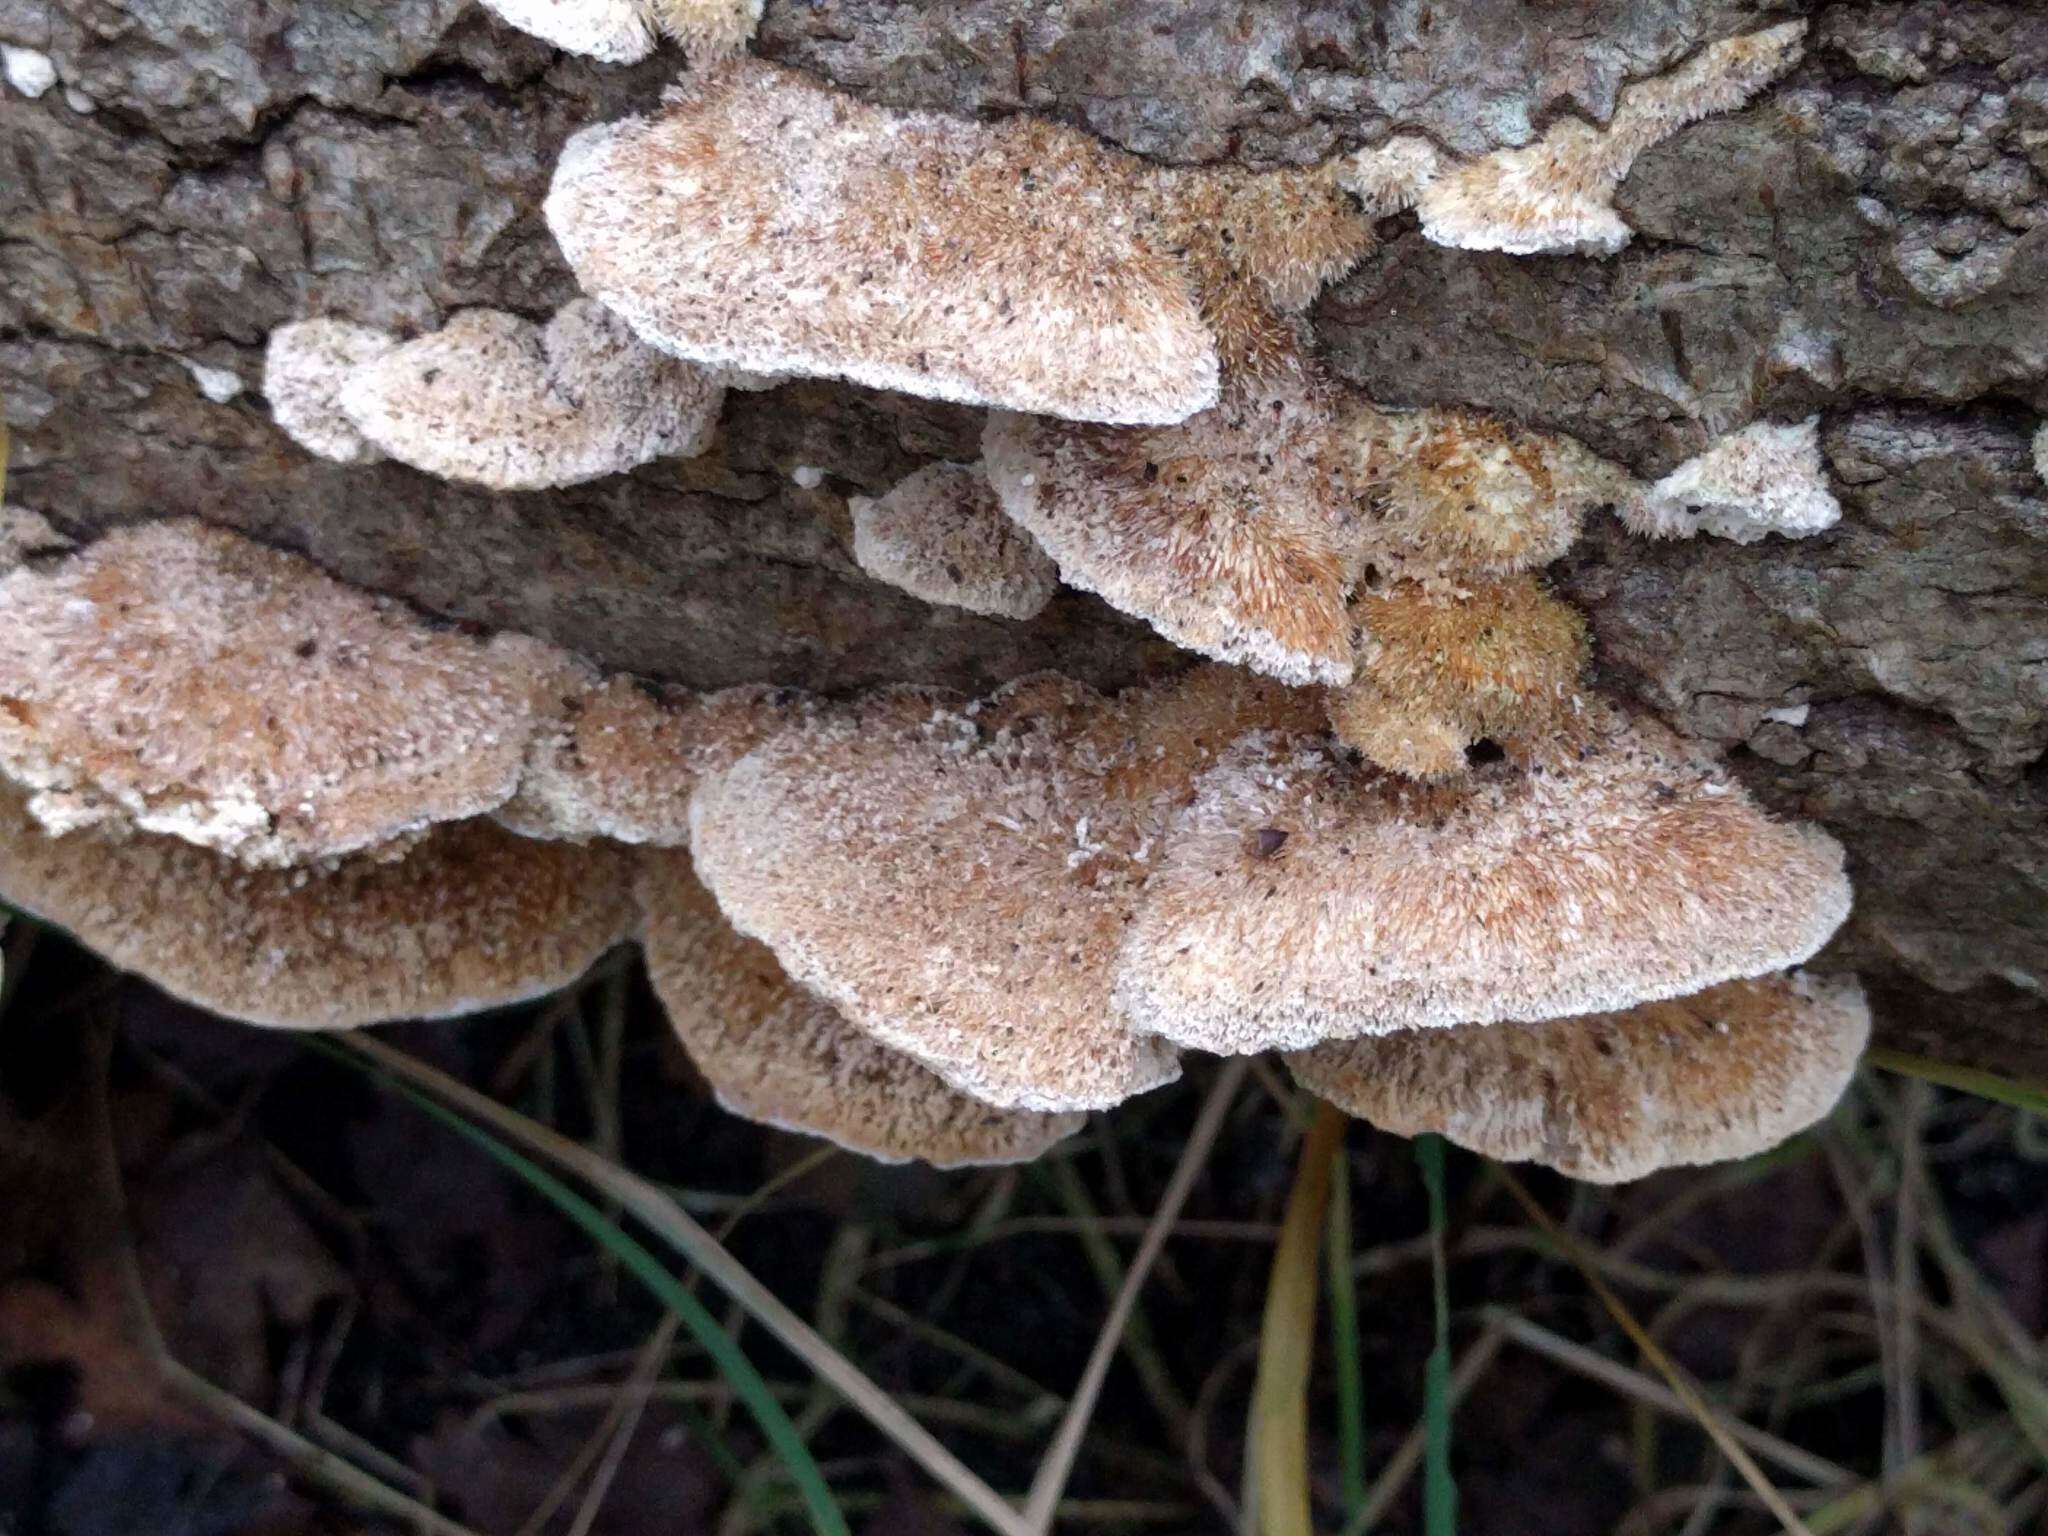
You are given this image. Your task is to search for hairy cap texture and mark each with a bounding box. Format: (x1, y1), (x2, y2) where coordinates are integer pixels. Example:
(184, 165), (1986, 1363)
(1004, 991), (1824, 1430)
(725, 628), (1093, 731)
(0, 521), (578, 866)
(1417, 22), (1805, 255)
(263, 319), (398, 465)
(1289, 971), (1871, 1182)
(1624, 417), (1842, 543)
(1114, 705), (1853, 1053)
(546, 59), (1220, 425)
(688, 668), (1321, 1110)
(0, 792), (639, 1028)
(849, 463), (1059, 620)
(639, 853), (1085, 1164)
(1330, 576), (1591, 778)
(983, 380), (1360, 684)
(336, 301), (725, 491)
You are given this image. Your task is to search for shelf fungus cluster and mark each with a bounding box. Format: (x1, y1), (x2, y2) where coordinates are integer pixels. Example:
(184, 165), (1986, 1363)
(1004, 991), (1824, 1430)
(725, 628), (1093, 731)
(17, 22), (1874, 1180)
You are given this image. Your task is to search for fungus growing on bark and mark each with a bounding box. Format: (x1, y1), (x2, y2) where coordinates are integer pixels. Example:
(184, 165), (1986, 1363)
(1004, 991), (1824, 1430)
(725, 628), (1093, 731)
(263, 318), (398, 466)
(498, 679), (805, 846)
(478, 0), (759, 64)
(639, 854), (1085, 1165)
(1136, 149), (1428, 381)
(335, 301), (725, 491)
(1288, 971), (1870, 1183)
(0, 790), (639, 1028)
(0, 520), (577, 866)
(1623, 417), (1842, 544)
(983, 379), (1360, 684)
(1114, 704), (1852, 1054)
(1417, 22), (1806, 255)
(848, 463), (1059, 620)
(478, 0), (656, 63)
(1329, 576), (1590, 778)
(689, 667), (1321, 1111)
(2033, 422), (2047, 484)
(547, 59), (1220, 425)
(1341, 407), (1634, 580)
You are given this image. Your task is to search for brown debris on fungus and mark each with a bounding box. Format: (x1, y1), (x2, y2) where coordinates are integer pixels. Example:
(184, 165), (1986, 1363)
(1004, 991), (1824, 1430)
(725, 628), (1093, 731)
(546, 59), (1221, 426)
(1329, 576), (1591, 779)
(498, 679), (807, 846)
(262, 318), (398, 466)
(335, 301), (726, 491)
(848, 463), (1059, 620)
(0, 790), (639, 1029)
(983, 378), (1361, 685)
(1288, 971), (1871, 1183)
(687, 667), (1321, 1111)
(1416, 22), (1806, 256)
(1114, 704), (1852, 1054)
(639, 853), (1085, 1166)
(0, 520), (579, 866)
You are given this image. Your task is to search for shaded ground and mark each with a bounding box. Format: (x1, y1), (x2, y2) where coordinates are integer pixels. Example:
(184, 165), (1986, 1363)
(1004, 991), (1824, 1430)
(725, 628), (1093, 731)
(0, 922), (2043, 1536)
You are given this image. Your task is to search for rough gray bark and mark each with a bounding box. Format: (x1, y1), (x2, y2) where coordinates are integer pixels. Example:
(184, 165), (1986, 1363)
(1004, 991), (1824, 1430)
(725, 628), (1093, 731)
(3, 1), (2044, 1072)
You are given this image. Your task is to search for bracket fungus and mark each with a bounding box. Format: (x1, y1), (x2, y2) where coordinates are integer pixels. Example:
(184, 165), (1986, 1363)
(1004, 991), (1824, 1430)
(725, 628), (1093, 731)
(478, 0), (760, 64)
(0, 520), (579, 866)
(263, 318), (400, 466)
(639, 854), (1085, 1165)
(0, 789), (639, 1029)
(330, 301), (726, 491)
(547, 59), (1221, 426)
(1344, 407), (1634, 581)
(1416, 22), (1806, 256)
(689, 668), (1322, 1112)
(498, 678), (806, 846)
(1288, 971), (1871, 1183)
(983, 380), (1360, 685)
(1113, 704), (1851, 1055)
(1330, 576), (1591, 779)
(848, 463), (1059, 620)
(1623, 417), (1843, 544)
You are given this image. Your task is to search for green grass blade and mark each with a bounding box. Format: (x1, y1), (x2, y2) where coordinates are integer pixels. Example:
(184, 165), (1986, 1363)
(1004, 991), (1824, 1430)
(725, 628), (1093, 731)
(1416, 1134), (1457, 1536)
(376, 1073), (850, 1536)
(1325, 1141), (1366, 1516)
(1864, 1048), (2048, 1117)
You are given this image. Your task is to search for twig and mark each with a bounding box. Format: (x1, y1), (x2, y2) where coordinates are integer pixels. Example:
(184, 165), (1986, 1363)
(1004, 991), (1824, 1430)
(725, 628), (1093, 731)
(1484, 1311), (1852, 1489)
(162, 1355), (489, 1536)
(1494, 1170), (1825, 1535)
(1020, 1059), (1249, 1534)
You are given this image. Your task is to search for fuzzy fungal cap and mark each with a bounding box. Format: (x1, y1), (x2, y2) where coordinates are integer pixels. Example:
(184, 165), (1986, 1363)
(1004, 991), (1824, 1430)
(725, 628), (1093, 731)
(849, 463), (1059, 620)
(1113, 704), (1853, 1054)
(263, 319), (398, 465)
(643, 0), (763, 62)
(687, 667), (1322, 1111)
(1288, 971), (1871, 1183)
(0, 520), (580, 867)
(983, 380), (1361, 685)
(639, 854), (1086, 1165)
(336, 301), (726, 491)
(545, 59), (1220, 426)
(498, 679), (808, 846)
(1329, 576), (1591, 778)
(1136, 162), (1381, 381)
(477, 0), (657, 63)
(1416, 21), (1805, 256)
(1624, 417), (1842, 544)
(0, 791), (640, 1028)
(1338, 406), (1634, 580)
